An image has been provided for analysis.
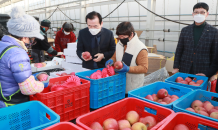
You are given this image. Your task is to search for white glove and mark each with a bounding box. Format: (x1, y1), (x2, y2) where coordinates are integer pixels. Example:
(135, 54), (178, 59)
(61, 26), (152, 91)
(57, 52), (64, 55)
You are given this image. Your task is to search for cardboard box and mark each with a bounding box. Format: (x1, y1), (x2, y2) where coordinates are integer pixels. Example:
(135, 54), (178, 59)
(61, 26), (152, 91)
(65, 56), (82, 63)
(147, 54), (166, 73)
(165, 56), (174, 72)
(31, 57), (64, 72)
(64, 48), (77, 56)
(67, 42), (77, 48)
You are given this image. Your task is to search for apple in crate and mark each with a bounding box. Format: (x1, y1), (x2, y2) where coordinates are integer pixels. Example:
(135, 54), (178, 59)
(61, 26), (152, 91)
(163, 97), (171, 104)
(157, 89), (168, 99)
(176, 77), (183, 82)
(185, 108), (195, 113)
(203, 101), (214, 112)
(114, 61), (123, 70)
(126, 111), (139, 125)
(171, 95), (179, 99)
(145, 95), (154, 101)
(140, 116), (156, 130)
(152, 94), (159, 101)
(210, 112), (218, 119)
(196, 80), (204, 85)
(118, 120), (131, 130)
(174, 124), (189, 130)
(103, 118), (118, 130)
(132, 122), (147, 130)
(189, 81), (195, 85)
(185, 77), (192, 83)
(191, 100), (203, 109)
(198, 111), (209, 117)
(209, 109), (218, 115)
(90, 122), (103, 130)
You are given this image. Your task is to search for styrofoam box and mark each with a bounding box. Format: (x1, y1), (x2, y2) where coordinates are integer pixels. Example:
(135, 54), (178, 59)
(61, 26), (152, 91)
(65, 56), (82, 63)
(50, 68), (90, 78)
(62, 61), (83, 70)
(67, 42), (77, 48)
(64, 48), (77, 56)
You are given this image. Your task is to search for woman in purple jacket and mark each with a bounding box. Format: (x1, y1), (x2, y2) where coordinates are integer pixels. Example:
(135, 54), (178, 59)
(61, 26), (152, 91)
(0, 7), (46, 108)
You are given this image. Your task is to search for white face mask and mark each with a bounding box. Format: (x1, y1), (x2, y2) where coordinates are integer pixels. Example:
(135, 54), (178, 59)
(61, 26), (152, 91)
(194, 14), (206, 23)
(64, 31), (70, 35)
(89, 29), (101, 35)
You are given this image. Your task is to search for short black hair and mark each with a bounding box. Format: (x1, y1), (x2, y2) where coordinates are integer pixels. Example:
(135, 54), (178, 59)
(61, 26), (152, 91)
(193, 2), (209, 12)
(116, 22), (135, 37)
(86, 11), (102, 24)
(62, 22), (74, 32)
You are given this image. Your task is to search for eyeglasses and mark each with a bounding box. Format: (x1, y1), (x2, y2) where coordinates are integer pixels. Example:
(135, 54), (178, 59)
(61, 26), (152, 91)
(193, 11), (206, 15)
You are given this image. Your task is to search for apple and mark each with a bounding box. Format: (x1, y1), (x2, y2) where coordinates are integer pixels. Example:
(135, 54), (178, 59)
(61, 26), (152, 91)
(194, 107), (206, 113)
(169, 98), (177, 103)
(90, 122), (103, 130)
(132, 122), (147, 130)
(192, 83), (201, 86)
(145, 95), (154, 101)
(157, 89), (168, 99)
(214, 106), (218, 110)
(159, 102), (167, 104)
(185, 77), (192, 83)
(118, 120), (131, 130)
(61, 72), (68, 76)
(167, 94), (171, 98)
(203, 101), (214, 112)
(189, 81), (195, 85)
(191, 100), (203, 109)
(70, 72), (75, 75)
(210, 112), (218, 119)
(83, 51), (91, 59)
(174, 124), (189, 130)
(157, 99), (163, 103)
(186, 108), (195, 113)
(180, 80), (188, 84)
(176, 77), (183, 82)
(198, 111), (209, 117)
(103, 118), (118, 130)
(114, 61), (123, 70)
(171, 95), (179, 99)
(152, 94), (159, 102)
(140, 116), (156, 130)
(196, 80), (204, 85)
(163, 97), (171, 104)
(126, 111), (139, 125)
(208, 109), (218, 115)
(37, 73), (48, 81)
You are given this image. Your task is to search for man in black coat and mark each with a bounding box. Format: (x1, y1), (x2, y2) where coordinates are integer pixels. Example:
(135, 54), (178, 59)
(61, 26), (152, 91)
(77, 11), (116, 69)
(173, 2), (218, 75)
(31, 19), (59, 63)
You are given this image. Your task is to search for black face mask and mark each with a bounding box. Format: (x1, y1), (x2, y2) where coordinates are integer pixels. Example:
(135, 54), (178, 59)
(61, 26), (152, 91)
(120, 37), (129, 45)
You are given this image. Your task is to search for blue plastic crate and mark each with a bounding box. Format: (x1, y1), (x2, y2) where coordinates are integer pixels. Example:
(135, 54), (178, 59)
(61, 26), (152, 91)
(128, 81), (193, 109)
(76, 68), (126, 109)
(165, 72), (208, 90)
(173, 90), (218, 122)
(0, 101), (60, 130)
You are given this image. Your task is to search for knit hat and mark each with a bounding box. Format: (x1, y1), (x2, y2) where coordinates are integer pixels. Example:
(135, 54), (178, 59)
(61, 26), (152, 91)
(41, 19), (51, 28)
(7, 6), (44, 40)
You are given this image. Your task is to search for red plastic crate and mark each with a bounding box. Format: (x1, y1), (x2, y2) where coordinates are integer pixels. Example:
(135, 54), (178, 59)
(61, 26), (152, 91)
(30, 76), (90, 122)
(76, 98), (174, 130)
(158, 112), (218, 130)
(43, 122), (84, 130)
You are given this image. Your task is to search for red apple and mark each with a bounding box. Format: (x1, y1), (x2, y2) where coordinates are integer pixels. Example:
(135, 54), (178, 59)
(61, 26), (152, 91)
(192, 83), (201, 86)
(145, 95), (154, 101)
(103, 118), (118, 130)
(189, 81), (195, 85)
(186, 108), (195, 113)
(198, 111), (209, 117)
(157, 89), (168, 99)
(176, 77), (183, 82)
(90, 122), (103, 130)
(180, 80), (188, 84)
(83, 51), (91, 59)
(118, 120), (131, 130)
(70, 72), (75, 75)
(126, 111), (139, 125)
(174, 124), (189, 130)
(191, 100), (203, 109)
(152, 94), (159, 102)
(171, 95), (179, 99)
(194, 107), (207, 113)
(169, 98), (178, 103)
(185, 77), (192, 83)
(214, 106), (218, 110)
(163, 97), (171, 104)
(37, 73), (48, 81)
(208, 109), (218, 115)
(114, 61), (123, 70)
(196, 80), (204, 85)
(203, 101), (214, 112)
(157, 99), (163, 103)
(140, 116), (157, 129)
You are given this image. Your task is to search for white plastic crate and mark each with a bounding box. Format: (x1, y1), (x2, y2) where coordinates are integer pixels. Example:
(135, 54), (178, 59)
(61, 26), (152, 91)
(67, 42), (77, 48)
(64, 48), (77, 56)
(65, 56), (82, 63)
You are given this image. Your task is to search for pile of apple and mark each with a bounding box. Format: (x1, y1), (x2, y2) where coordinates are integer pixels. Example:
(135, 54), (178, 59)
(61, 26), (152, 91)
(186, 100), (218, 119)
(90, 111), (157, 130)
(145, 89), (179, 104)
(175, 77), (204, 86)
(56, 72), (75, 76)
